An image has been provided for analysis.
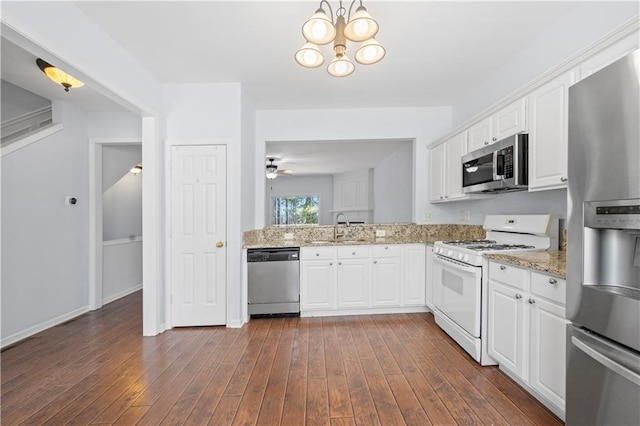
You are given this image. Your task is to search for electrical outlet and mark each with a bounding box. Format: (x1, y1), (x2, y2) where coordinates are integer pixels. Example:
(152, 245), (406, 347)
(284, 233), (294, 240)
(375, 229), (386, 237)
(423, 211), (433, 221)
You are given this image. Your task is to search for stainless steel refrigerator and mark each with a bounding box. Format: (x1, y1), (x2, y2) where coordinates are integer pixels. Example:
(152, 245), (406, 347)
(566, 49), (640, 425)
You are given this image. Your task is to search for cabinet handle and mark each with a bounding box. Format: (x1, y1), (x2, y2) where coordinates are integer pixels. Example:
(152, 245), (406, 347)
(373, 260), (378, 264)
(338, 262), (342, 265)
(316, 253), (320, 257)
(492, 137), (497, 141)
(385, 246), (388, 250)
(352, 252), (356, 255)
(515, 294), (522, 299)
(548, 278), (557, 284)
(329, 262), (333, 266)
(560, 176), (568, 182)
(528, 298), (536, 304)
(500, 265), (506, 270)
(444, 195), (448, 199)
(484, 141), (489, 145)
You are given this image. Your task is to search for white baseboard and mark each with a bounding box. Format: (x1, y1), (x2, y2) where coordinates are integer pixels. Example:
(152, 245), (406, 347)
(102, 283), (143, 305)
(1, 305), (90, 348)
(301, 306), (429, 318)
(226, 318), (244, 328)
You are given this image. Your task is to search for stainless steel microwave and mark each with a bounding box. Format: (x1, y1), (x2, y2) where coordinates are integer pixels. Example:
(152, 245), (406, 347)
(461, 134), (528, 193)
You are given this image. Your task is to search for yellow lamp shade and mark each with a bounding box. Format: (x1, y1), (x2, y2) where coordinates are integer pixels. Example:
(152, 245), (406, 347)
(295, 42), (325, 68)
(355, 38), (386, 65)
(327, 54), (355, 78)
(302, 9), (336, 45)
(36, 58), (84, 92)
(344, 6), (379, 42)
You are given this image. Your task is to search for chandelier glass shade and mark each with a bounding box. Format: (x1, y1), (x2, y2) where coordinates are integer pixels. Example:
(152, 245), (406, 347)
(36, 58), (84, 92)
(266, 159), (279, 179)
(295, 1), (384, 77)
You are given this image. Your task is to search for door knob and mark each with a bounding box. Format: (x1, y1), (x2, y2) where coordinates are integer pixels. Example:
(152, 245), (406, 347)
(216, 241), (224, 248)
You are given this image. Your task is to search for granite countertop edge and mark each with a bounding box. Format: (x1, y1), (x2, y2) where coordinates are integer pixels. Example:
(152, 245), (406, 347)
(484, 250), (567, 278)
(244, 237), (433, 249)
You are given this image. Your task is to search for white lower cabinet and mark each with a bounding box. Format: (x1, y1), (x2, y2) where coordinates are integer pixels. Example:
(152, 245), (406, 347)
(425, 246), (435, 310)
(300, 244), (426, 315)
(488, 261), (568, 419)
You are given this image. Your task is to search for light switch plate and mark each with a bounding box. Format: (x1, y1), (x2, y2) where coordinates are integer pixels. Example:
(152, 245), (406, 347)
(375, 230), (386, 237)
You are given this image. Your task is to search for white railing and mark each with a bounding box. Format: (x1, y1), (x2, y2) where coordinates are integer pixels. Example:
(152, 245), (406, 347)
(1, 105), (53, 145)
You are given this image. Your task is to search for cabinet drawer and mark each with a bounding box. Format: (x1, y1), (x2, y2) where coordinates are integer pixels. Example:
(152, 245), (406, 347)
(489, 262), (528, 290)
(301, 247), (334, 260)
(531, 272), (566, 305)
(337, 246), (370, 259)
(372, 244), (401, 258)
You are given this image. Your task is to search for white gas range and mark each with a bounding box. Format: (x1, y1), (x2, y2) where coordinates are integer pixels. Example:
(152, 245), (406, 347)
(432, 215), (559, 365)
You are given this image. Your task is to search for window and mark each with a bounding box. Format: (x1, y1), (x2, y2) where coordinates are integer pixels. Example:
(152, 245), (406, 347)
(271, 195), (319, 225)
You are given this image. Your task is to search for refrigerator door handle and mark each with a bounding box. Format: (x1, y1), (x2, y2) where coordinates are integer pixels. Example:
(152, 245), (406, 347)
(572, 336), (640, 386)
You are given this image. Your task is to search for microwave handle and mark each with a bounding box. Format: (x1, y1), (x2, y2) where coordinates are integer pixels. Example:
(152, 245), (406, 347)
(492, 151), (498, 180)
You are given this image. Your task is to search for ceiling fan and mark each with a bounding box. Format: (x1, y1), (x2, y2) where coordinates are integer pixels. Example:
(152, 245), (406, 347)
(266, 158), (293, 179)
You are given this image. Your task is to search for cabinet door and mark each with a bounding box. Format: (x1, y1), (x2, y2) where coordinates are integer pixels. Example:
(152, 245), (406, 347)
(493, 98), (527, 141)
(444, 132), (468, 200)
(468, 117), (492, 152)
(372, 257), (402, 307)
(336, 260), (371, 308)
(529, 296), (568, 412)
(488, 280), (527, 380)
(425, 247), (435, 310)
(528, 71), (575, 191)
(429, 144), (446, 202)
(301, 260), (335, 311)
(403, 244), (426, 306)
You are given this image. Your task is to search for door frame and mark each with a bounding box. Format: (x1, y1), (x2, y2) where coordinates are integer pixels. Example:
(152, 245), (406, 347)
(88, 138), (142, 310)
(165, 140), (230, 328)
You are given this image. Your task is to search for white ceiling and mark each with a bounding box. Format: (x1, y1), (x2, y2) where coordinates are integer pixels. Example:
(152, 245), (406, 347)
(266, 139), (411, 176)
(71, 0), (579, 109)
(1, 1), (616, 174)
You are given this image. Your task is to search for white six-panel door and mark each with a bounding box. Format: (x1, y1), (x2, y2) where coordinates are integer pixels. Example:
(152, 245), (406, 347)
(170, 145), (226, 326)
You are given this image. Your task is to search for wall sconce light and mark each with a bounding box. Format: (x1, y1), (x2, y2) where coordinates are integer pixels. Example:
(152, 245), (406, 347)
(130, 164), (143, 175)
(36, 58), (84, 92)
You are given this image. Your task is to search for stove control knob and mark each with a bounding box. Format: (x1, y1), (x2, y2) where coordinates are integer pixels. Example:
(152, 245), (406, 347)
(447, 250), (453, 257)
(463, 255), (470, 262)
(457, 253), (464, 260)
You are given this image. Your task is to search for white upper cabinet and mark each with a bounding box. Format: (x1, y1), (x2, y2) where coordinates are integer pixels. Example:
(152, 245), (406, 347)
(467, 117), (493, 152)
(333, 169), (374, 221)
(429, 132), (469, 202)
(528, 71), (575, 192)
(468, 99), (527, 153)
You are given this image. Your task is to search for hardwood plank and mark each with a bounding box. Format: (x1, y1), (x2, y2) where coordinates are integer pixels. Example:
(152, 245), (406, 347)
(306, 377), (330, 425)
(232, 319), (284, 425)
(307, 317), (326, 378)
(256, 317), (296, 426)
(224, 320), (272, 396)
(209, 395), (242, 426)
(113, 405), (151, 425)
(385, 374), (432, 426)
(360, 355), (407, 426)
(327, 374), (353, 419)
(280, 317), (309, 426)
(330, 417), (357, 426)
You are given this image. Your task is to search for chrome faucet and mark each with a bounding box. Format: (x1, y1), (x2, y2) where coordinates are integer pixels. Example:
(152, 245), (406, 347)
(334, 212), (350, 240)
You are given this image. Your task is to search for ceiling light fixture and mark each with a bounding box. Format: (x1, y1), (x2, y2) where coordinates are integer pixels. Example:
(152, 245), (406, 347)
(36, 58), (85, 92)
(266, 158), (279, 179)
(295, 0), (385, 77)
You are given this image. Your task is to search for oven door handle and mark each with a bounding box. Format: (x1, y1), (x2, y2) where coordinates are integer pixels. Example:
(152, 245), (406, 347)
(434, 254), (479, 274)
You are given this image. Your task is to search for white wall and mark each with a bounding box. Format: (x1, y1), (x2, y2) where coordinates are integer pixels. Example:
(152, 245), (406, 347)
(241, 89), (256, 233)
(101, 144), (141, 192)
(103, 239), (142, 304)
(255, 107), (453, 228)
(265, 175), (334, 225)
(163, 83), (244, 327)
(373, 142), (413, 223)
(1, 101), (89, 345)
(1, 80), (50, 122)
(103, 172), (143, 241)
(453, 2), (639, 126)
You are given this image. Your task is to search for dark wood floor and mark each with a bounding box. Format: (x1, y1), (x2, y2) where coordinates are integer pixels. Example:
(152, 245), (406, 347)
(1, 291), (562, 425)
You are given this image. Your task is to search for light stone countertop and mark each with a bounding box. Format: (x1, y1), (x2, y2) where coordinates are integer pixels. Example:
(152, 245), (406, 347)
(484, 250), (567, 278)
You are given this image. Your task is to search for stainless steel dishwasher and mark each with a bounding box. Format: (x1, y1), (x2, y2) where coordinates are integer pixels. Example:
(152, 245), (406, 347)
(247, 247), (300, 316)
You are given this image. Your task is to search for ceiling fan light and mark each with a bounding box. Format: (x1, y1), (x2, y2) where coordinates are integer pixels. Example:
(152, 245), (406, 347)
(355, 38), (386, 65)
(344, 6), (379, 42)
(36, 58), (84, 92)
(327, 54), (355, 77)
(295, 42), (325, 68)
(130, 164), (143, 175)
(302, 9), (336, 45)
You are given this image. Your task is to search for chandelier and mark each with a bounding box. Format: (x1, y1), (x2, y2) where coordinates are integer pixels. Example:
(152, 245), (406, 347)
(295, 0), (385, 77)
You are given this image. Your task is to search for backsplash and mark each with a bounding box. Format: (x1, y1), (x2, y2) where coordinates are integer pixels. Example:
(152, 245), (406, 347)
(243, 223), (486, 248)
